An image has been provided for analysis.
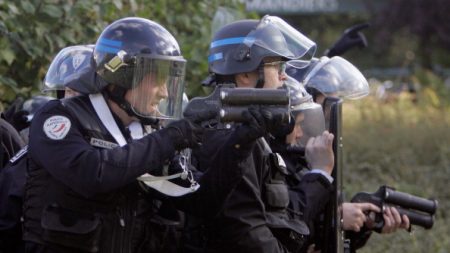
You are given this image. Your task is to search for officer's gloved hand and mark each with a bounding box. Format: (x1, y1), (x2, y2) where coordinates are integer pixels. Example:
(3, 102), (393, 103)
(165, 110), (216, 150)
(325, 23), (369, 57)
(2, 97), (25, 129)
(11, 110), (30, 132)
(232, 105), (270, 145)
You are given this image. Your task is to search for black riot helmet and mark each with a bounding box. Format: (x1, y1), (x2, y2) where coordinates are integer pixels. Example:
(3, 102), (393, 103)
(22, 95), (55, 122)
(94, 17), (187, 122)
(42, 45), (95, 98)
(208, 15), (316, 78)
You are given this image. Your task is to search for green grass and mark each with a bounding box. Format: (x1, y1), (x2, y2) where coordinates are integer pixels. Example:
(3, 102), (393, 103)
(341, 94), (450, 253)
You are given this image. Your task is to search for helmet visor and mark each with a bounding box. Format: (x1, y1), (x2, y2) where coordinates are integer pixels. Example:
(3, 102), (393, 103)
(290, 103), (326, 148)
(285, 75), (325, 148)
(285, 75), (312, 106)
(305, 56), (369, 99)
(129, 55), (186, 120)
(245, 15), (316, 61)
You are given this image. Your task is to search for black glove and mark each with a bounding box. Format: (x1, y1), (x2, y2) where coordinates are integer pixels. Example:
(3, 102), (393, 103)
(237, 106), (292, 142)
(2, 97), (25, 130)
(165, 110), (216, 150)
(231, 105), (269, 146)
(325, 23), (369, 57)
(10, 110), (30, 132)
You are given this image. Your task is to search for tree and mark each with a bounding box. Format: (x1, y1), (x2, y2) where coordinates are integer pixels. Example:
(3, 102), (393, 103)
(0, 0), (250, 110)
(369, 0), (450, 69)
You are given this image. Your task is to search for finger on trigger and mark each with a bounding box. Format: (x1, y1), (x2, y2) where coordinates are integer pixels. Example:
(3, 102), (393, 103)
(361, 203), (381, 213)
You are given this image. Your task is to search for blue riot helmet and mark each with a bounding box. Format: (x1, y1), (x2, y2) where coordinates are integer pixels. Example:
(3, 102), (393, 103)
(43, 45), (95, 98)
(94, 17), (186, 122)
(207, 15), (316, 86)
(285, 76), (325, 148)
(288, 56), (369, 100)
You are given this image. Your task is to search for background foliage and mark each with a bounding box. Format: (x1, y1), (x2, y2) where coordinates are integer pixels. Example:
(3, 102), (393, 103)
(0, 0), (251, 110)
(342, 90), (450, 253)
(0, 1), (448, 252)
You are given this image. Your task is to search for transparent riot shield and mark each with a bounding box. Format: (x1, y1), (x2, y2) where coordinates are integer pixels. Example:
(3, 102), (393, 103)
(321, 96), (346, 253)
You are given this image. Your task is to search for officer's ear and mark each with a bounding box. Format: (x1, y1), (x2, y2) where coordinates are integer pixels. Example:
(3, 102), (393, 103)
(235, 72), (257, 88)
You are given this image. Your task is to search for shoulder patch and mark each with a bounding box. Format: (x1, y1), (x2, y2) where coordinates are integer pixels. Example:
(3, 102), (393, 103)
(43, 115), (71, 140)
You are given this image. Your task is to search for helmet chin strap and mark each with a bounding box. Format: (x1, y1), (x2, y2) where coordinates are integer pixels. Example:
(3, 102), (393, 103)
(104, 86), (159, 126)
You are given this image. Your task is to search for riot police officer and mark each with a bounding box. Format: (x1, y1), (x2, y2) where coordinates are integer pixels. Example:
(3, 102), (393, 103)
(285, 56), (410, 252)
(42, 44), (95, 98)
(183, 16), (334, 253)
(22, 17), (213, 253)
(0, 117), (25, 253)
(0, 44), (97, 253)
(0, 118), (25, 253)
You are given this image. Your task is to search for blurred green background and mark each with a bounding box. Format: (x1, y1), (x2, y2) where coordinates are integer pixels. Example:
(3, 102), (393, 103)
(0, 0), (448, 252)
(343, 90), (449, 252)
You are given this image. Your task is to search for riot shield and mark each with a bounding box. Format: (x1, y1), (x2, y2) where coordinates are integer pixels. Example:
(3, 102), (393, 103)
(321, 96), (346, 253)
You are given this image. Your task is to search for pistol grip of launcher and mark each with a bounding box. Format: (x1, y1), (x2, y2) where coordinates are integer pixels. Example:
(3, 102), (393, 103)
(350, 192), (385, 233)
(352, 186), (438, 232)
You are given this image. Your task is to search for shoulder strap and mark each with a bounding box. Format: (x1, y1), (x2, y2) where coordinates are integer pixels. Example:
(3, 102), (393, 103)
(89, 93), (127, 146)
(89, 93), (199, 197)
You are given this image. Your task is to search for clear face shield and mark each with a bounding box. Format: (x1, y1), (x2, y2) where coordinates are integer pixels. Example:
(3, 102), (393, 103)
(128, 55), (186, 120)
(245, 15), (316, 62)
(285, 76), (326, 148)
(304, 56), (369, 99)
(291, 104), (326, 148)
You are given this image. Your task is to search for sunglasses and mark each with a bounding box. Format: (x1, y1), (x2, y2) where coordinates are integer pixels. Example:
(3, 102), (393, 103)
(263, 61), (287, 75)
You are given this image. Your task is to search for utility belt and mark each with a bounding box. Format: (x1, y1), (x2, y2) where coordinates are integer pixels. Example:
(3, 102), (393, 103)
(39, 204), (102, 252)
(37, 196), (183, 253)
(264, 152), (309, 253)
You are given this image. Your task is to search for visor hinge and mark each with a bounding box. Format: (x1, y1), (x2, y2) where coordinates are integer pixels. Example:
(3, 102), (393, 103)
(105, 50), (129, 72)
(234, 45), (251, 61)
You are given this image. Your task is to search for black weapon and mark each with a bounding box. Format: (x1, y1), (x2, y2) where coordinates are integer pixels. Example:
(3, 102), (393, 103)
(183, 83), (291, 127)
(351, 185), (438, 232)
